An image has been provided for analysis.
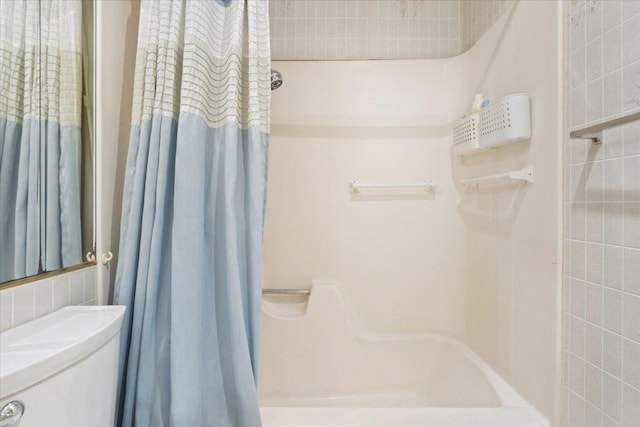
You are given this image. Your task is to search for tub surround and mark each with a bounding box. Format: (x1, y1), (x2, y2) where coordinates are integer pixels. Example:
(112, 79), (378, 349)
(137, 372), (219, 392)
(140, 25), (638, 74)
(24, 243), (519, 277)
(263, 1), (561, 422)
(259, 281), (548, 427)
(265, 1), (561, 423)
(266, 12), (508, 338)
(459, 0), (562, 422)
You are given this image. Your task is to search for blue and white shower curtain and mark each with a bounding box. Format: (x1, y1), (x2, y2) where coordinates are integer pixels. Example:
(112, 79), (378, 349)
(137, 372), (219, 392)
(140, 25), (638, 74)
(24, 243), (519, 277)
(0, 0), (83, 282)
(114, 1), (270, 426)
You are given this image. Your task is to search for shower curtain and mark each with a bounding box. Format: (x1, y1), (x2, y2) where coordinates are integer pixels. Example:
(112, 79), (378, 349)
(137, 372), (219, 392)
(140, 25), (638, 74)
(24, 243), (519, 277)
(0, 0), (83, 282)
(114, 0), (270, 426)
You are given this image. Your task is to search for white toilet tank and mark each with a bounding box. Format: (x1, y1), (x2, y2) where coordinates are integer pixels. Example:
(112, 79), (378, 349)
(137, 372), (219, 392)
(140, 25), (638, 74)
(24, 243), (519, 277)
(0, 306), (126, 427)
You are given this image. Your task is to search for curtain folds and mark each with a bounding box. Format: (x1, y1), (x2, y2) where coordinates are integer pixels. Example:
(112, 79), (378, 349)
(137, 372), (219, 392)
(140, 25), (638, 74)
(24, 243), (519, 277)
(0, 0), (83, 282)
(114, 1), (270, 426)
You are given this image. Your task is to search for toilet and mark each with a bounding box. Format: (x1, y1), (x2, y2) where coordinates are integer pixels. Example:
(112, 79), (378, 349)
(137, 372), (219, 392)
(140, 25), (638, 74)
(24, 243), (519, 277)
(0, 306), (125, 427)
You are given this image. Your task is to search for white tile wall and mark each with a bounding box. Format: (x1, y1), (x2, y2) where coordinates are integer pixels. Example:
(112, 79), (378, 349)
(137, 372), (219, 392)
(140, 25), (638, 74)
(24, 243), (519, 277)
(269, 0), (462, 59)
(564, 1), (640, 426)
(460, 0), (514, 52)
(269, 0), (514, 60)
(0, 267), (97, 332)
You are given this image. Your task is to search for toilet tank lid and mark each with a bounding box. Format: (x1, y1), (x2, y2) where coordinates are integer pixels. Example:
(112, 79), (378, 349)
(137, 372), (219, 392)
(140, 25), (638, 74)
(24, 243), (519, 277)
(0, 306), (126, 399)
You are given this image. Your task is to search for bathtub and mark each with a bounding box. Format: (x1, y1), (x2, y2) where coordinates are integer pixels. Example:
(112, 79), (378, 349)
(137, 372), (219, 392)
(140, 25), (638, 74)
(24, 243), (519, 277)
(259, 281), (548, 427)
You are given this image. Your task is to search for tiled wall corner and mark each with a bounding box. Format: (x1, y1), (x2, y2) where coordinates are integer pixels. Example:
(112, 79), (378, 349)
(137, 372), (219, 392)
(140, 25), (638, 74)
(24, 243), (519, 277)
(460, 0), (514, 52)
(563, 1), (640, 426)
(0, 267), (98, 332)
(269, 0), (462, 60)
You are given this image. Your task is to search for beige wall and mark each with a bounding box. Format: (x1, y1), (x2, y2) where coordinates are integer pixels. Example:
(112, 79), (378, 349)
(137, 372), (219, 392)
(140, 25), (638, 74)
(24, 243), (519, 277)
(95, 0), (140, 303)
(460, 1), (562, 423)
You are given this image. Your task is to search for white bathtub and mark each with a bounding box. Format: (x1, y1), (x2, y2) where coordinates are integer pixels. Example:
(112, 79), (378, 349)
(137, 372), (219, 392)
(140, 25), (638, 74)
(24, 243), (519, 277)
(259, 281), (548, 427)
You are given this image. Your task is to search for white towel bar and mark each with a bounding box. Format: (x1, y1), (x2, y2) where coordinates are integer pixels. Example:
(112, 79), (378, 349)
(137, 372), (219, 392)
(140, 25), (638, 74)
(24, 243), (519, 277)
(349, 181), (436, 194)
(460, 167), (534, 186)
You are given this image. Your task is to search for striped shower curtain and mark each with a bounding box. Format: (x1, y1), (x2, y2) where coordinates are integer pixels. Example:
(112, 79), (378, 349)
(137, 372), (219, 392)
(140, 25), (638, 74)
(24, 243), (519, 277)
(0, 0), (83, 282)
(114, 0), (270, 426)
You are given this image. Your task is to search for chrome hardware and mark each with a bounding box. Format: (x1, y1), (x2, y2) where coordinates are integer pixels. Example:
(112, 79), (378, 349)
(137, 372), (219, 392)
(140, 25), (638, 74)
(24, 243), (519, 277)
(570, 112), (640, 145)
(271, 69), (283, 90)
(0, 401), (25, 427)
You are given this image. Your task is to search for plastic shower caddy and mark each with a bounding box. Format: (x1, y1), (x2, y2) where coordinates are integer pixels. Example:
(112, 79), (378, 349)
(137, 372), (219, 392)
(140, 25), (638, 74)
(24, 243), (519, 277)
(453, 93), (531, 156)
